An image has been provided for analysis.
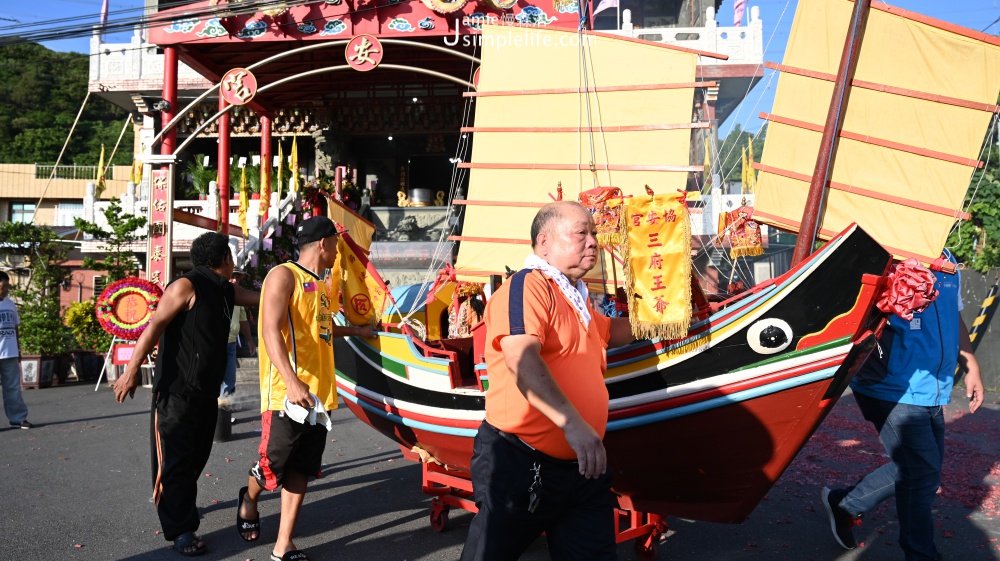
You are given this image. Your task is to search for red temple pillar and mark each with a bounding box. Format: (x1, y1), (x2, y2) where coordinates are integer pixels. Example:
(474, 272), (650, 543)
(260, 114), (272, 223)
(161, 47), (178, 159)
(148, 46), (179, 286)
(218, 94), (231, 231)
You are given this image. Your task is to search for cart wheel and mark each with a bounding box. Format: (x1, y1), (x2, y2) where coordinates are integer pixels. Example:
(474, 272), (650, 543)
(633, 538), (657, 560)
(430, 507), (449, 532)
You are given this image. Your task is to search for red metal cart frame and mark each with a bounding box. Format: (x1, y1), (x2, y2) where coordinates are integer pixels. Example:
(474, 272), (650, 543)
(420, 462), (669, 559)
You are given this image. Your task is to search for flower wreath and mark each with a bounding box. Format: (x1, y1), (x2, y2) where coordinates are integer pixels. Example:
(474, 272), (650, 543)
(96, 277), (164, 341)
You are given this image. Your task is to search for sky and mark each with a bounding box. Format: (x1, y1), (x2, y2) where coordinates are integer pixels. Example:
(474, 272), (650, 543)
(4, 0), (998, 134)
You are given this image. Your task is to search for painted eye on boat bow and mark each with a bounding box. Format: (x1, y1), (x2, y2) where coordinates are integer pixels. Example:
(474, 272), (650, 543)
(746, 318), (793, 354)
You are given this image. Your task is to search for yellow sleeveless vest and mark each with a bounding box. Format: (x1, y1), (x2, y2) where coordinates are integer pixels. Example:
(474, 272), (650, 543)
(259, 262), (338, 412)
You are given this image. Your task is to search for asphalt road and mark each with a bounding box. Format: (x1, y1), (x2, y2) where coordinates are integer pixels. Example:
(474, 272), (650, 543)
(0, 381), (997, 561)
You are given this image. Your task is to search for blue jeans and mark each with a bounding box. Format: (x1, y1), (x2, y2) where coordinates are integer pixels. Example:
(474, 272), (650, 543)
(220, 342), (237, 397)
(0, 358), (29, 424)
(839, 392), (945, 561)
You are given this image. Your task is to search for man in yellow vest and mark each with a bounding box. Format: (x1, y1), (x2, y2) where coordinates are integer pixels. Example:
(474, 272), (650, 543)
(235, 216), (374, 561)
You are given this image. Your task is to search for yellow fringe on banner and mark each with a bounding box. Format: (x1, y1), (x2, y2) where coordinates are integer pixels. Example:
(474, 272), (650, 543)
(730, 244), (764, 259)
(619, 193), (692, 341)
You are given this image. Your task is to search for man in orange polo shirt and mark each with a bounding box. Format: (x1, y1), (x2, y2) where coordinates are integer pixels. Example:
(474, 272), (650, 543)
(461, 201), (636, 561)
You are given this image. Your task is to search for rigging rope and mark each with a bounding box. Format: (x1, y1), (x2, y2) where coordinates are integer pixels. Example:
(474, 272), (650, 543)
(29, 91), (91, 224)
(105, 115), (135, 178)
(382, 37), (481, 330)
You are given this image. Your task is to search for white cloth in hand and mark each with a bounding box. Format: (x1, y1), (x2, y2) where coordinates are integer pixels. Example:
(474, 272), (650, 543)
(283, 393), (332, 431)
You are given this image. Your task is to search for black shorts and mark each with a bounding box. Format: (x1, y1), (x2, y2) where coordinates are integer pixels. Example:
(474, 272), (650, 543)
(250, 410), (328, 491)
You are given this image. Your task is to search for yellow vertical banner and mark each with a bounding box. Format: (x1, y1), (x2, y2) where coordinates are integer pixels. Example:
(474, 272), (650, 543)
(619, 193), (692, 340)
(290, 135), (299, 194)
(276, 141), (284, 201)
(260, 149), (271, 219)
(96, 144), (107, 198)
(741, 145), (748, 194)
(238, 166), (248, 238)
(745, 137), (756, 194)
(337, 233), (389, 327)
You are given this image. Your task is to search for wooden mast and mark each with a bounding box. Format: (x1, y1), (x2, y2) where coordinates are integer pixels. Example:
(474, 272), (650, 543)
(790, 0), (872, 266)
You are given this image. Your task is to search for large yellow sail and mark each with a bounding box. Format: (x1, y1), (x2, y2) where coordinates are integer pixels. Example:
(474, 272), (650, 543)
(453, 25), (712, 289)
(754, 0), (1000, 266)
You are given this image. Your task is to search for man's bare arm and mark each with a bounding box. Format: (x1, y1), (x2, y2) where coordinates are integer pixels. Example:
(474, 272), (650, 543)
(234, 284), (261, 307)
(239, 319), (256, 354)
(499, 334), (607, 479)
(113, 279), (195, 402)
(958, 318), (984, 413)
(331, 324), (375, 338)
(608, 317), (636, 348)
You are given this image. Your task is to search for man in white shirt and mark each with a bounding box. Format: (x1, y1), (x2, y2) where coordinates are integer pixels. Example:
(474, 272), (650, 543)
(0, 271), (32, 429)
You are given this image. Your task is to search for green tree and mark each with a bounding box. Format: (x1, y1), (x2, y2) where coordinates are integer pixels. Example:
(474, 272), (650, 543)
(0, 222), (74, 355)
(947, 130), (1000, 273)
(0, 42), (133, 165)
(718, 124), (766, 187)
(74, 198), (148, 282)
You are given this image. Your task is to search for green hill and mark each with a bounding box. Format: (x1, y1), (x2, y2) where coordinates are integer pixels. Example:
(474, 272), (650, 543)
(0, 41), (133, 165)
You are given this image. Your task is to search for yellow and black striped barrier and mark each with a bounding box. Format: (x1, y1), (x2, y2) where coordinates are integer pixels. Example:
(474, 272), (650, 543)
(968, 282), (998, 354)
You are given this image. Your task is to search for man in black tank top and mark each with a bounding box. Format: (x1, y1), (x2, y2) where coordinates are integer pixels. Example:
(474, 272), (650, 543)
(115, 232), (260, 557)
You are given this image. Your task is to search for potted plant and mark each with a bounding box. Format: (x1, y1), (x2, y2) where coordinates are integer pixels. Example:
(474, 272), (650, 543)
(0, 222), (74, 387)
(18, 297), (75, 386)
(184, 154), (217, 199)
(64, 301), (113, 382)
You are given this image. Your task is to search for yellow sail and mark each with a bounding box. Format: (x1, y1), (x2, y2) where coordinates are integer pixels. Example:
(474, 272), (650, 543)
(754, 0), (1000, 266)
(454, 25), (715, 290)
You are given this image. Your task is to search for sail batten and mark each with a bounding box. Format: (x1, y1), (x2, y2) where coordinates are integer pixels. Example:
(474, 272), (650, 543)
(760, 113), (984, 168)
(463, 81), (719, 97)
(454, 25), (705, 287)
(462, 123), (710, 133)
(765, 62), (1000, 114)
(459, 163), (703, 172)
(755, 163), (972, 219)
(755, 0), (1000, 267)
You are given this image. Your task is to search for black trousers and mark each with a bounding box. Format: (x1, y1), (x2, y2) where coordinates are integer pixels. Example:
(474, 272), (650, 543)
(460, 422), (617, 561)
(149, 391), (219, 541)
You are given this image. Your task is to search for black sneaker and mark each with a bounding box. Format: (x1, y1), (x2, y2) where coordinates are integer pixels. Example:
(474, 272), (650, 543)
(822, 487), (859, 549)
(13, 421), (33, 429)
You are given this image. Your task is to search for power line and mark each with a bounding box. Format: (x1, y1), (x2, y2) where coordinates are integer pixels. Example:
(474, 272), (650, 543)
(983, 14), (1000, 32)
(0, 0), (327, 47)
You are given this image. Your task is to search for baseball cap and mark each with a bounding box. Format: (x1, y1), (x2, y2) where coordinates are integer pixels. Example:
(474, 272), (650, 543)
(296, 216), (342, 246)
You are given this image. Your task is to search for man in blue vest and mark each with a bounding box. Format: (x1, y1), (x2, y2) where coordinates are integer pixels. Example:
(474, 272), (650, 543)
(821, 250), (985, 561)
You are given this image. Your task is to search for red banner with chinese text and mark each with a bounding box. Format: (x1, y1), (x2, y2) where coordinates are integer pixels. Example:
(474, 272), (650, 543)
(620, 193), (691, 340)
(147, 169), (170, 288)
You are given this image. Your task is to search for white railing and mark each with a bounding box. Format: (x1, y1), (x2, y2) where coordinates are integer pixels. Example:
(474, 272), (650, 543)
(605, 6), (763, 66)
(34, 165), (99, 181)
(89, 26), (211, 87)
